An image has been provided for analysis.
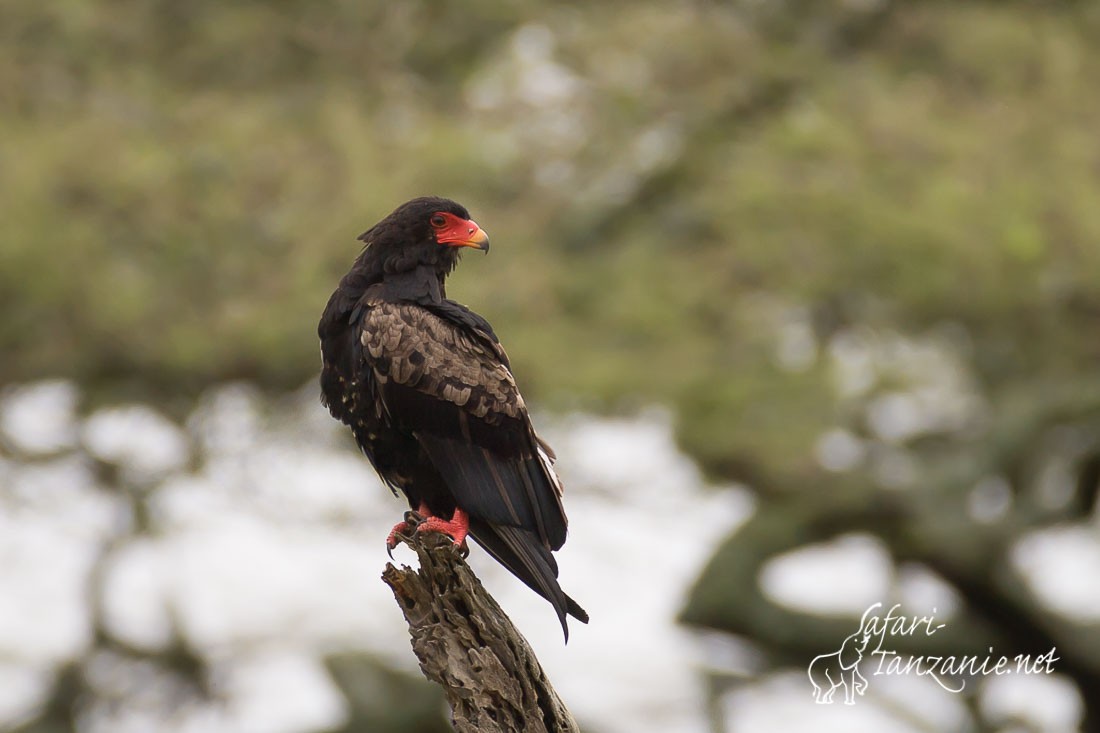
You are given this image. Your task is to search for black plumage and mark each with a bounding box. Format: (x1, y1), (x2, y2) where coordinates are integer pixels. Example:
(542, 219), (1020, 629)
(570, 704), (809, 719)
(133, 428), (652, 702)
(318, 197), (588, 638)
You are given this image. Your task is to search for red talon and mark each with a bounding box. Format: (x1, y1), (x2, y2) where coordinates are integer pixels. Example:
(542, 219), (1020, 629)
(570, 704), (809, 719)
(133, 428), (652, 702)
(416, 507), (470, 548)
(386, 504), (469, 550)
(385, 521), (409, 551)
(386, 502), (431, 550)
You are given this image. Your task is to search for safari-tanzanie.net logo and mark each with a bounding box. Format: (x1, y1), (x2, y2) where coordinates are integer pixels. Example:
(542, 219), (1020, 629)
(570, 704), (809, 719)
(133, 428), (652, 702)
(808, 602), (1059, 705)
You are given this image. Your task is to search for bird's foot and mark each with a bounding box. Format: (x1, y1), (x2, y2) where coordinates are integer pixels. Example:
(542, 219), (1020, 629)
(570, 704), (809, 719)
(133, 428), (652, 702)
(386, 505), (469, 558)
(385, 505), (428, 558)
(385, 520), (410, 558)
(413, 508), (464, 541)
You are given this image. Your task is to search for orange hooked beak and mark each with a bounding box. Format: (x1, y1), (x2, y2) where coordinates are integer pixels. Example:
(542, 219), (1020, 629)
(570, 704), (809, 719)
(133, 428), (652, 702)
(432, 212), (490, 251)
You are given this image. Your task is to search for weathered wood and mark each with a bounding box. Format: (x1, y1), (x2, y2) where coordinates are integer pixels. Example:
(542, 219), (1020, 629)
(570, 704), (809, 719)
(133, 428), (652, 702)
(382, 532), (580, 733)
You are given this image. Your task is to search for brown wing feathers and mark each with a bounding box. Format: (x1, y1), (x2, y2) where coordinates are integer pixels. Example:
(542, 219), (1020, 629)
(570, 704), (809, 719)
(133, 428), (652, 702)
(361, 302), (566, 541)
(359, 300), (582, 630)
(361, 301), (523, 420)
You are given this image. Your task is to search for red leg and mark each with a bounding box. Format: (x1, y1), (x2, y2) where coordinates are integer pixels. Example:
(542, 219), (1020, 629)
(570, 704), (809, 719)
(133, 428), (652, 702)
(416, 507), (469, 548)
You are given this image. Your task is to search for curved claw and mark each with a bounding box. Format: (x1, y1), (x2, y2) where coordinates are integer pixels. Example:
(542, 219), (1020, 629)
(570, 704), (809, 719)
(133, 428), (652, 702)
(386, 516), (417, 556)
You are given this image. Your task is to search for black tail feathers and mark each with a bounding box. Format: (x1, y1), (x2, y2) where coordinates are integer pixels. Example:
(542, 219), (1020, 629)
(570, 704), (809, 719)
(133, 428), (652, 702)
(468, 520), (588, 640)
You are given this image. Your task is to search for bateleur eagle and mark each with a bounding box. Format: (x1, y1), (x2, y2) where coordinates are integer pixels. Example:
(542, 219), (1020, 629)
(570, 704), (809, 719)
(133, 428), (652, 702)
(318, 196), (588, 639)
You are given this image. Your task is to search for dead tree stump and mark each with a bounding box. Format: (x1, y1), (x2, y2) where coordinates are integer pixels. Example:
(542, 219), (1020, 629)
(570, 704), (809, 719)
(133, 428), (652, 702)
(382, 533), (580, 733)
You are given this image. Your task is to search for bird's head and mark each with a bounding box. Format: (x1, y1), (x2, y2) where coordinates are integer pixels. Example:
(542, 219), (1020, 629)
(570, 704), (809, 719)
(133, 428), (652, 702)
(355, 197), (489, 279)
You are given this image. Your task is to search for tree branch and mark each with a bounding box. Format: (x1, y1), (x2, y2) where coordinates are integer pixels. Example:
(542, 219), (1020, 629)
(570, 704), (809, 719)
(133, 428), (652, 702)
(382, 533), (579, 733)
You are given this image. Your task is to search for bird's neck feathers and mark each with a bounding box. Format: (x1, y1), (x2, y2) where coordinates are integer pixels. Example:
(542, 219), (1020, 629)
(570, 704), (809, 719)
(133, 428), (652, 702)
(347, 245), (454, 304)
(383, 264), (448, 303)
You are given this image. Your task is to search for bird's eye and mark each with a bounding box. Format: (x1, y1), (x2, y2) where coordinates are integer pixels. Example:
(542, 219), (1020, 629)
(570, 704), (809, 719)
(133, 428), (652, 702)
(430, 214), (447, 228)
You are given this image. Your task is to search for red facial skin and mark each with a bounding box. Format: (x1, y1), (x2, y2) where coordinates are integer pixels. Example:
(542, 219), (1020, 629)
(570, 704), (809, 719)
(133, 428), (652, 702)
(430, 212), (490, 250)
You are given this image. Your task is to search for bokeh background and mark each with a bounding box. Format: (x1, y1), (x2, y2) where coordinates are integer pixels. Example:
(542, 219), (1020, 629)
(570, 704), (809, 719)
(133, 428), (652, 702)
(2, 1), (1100, 731)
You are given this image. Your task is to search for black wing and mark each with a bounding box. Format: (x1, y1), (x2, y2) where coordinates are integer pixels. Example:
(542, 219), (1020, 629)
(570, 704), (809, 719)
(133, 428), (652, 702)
(360, 300), (566, 544)
(359, 298), (588, 631)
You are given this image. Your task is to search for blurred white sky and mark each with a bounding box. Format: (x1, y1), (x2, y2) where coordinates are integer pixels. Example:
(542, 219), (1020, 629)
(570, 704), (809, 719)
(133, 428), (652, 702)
(0, 380), (1094, 733)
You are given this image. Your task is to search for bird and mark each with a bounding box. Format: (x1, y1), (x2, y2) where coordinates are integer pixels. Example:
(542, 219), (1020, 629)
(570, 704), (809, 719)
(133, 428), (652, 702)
(318, 196), (588, 639)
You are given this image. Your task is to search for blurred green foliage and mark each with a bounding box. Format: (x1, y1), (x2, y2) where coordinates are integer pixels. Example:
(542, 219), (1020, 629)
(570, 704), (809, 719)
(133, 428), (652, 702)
(4, 0), (1100, 485)
(3, 0), (1099, 478)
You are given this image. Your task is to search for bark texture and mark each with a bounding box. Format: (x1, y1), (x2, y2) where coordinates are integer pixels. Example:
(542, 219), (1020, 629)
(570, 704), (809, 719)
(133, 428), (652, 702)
(382, 533), (580, 733)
